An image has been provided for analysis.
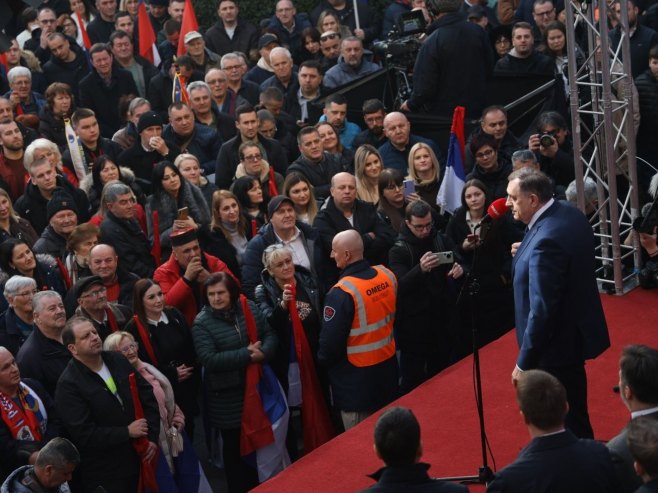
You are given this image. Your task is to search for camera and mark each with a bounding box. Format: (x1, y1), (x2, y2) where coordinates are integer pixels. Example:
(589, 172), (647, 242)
(373, 10), (426, 65)
(633, 202), (658, 234)
(539, 133), (555, 147)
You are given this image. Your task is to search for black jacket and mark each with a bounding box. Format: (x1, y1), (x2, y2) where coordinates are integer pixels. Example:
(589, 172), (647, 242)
(78, 68), (139, 137)
(215, 134), (288, 189)
(32, 225), (67, 259)
(162, 122), (223, 175)
(42, 42), (90, 95)
(100, 211), (155, 279)
(204, 19), (259, 61)
(635, 69), (658, 152)
(14, 178), (92, 235)
(286, 153), (343, 199)
(55, 352), (160, 488)
(198, 225), (252, 281)
(146, 68), (204, 122)
(86, 16), (114, 44)
(37, 107), (70, 151)
(358, 463), (468, 492)
(310, 1), (381, 44)
(0, 308), (32, 356)
(117, 139), (180, 193)
(16, 327), (71, 398)
(466, 160), (513, 202)
(494, 50), (555, 77)
(61, 137), (122, 181)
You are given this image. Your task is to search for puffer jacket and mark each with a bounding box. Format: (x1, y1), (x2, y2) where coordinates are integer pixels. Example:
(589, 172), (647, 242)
(192, 300), (276, 429)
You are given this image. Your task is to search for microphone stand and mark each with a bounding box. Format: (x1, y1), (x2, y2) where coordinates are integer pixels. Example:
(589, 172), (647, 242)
(438, 221), (494, 485)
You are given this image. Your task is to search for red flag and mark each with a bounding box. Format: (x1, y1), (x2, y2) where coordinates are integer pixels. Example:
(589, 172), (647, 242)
(0, 52), (7, 73)
(268, 167), (278, 198)
(137, 0), (161, 66)
(128, 373), (159, 493)
(75, 11), (92, 49)
(177, 0), (199, 57)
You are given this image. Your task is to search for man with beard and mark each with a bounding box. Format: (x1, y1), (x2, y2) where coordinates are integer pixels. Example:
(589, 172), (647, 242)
(352, 99), (387, 149)
(0, 120), (27, 201)
(16, 291), (70, 397)
(494, 22), (554, 76)
(324, 37), (380, 89)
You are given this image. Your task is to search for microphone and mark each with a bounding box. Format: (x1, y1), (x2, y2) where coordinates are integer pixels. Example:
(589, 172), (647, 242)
(481, 197), (510, 224)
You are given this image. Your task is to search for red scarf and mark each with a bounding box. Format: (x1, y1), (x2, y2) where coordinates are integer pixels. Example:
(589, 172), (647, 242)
(250, 218), (257, 238)
(0, 384), (44, 441)
(289, 284), (334, 451)
(128, 373), (158, 493)
(55, 257), (72, 289)
(105, 307), (120, 333)
(132, 315), (159, 366)
(239, 295), (275, 456)
(268, 167), (278, 197)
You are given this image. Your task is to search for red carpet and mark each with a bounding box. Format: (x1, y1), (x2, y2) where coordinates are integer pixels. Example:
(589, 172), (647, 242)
(252, 288), (657, 492)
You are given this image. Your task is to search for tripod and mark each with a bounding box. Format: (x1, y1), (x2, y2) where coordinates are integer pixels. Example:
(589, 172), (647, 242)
(439, 227), (495, 485)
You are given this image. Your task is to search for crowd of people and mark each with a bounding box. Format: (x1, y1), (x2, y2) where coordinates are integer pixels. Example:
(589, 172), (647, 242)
(0, 0), (657, 491)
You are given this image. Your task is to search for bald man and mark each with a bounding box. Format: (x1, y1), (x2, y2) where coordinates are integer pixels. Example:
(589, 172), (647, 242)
(318, 229), (399, 430)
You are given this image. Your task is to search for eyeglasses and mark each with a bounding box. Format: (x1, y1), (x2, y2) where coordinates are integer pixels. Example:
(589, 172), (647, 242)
(14, 289), (38, 298)
(82, 286), (107, 299)
(385, 183), (403, 191)
(409, 221), (433, 232)
(534, 8), (555, 16)
(475, 148), (495, 159)
(119, 342), (138, 354)
(320, 32), (340, 41)
(243, 153), (262, 162)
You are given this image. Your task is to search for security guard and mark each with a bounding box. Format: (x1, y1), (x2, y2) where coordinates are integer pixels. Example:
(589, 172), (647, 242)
(318, 230), (399, 431)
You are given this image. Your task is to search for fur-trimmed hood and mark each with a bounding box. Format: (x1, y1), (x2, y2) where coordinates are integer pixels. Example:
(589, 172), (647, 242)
(79, 166), (138, 196)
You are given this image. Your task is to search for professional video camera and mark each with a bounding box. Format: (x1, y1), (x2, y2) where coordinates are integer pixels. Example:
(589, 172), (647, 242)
(373, 9), (426, 70)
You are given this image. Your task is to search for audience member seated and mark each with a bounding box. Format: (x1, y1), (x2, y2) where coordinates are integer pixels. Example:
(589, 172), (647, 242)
(379, 112), (443, 174)
(486, 369), (620, 492)
(357, 407), (468, 492)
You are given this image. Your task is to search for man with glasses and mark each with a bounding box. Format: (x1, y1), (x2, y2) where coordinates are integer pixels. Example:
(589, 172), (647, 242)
(531, 0), (556, 44)
(24, 8), (58, 65)
(73, 276), (132, 340)
(352, 99), (387, 149)
(203, 68), (247, 117)
(388, 199), (463, 392)
(220, 53), (261, 106)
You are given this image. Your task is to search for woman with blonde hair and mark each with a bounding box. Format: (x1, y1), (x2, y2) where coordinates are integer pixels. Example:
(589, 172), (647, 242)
(0, 189), (38, 247)
(407, 141), (442, 210)
(316, 10), (352, 38)
(354, 144), (383, 204)
(283, 172), (319, 225)
(174, 153), (217, 208)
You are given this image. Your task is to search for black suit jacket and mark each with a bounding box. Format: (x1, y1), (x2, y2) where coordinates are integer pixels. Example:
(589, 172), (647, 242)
(486, 430), (620, 492)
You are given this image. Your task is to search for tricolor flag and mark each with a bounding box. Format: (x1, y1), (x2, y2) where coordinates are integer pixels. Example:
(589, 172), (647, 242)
(239, 295), (291, 482)
(64, 118), (88, 181)
(177, 0), (199, 57)
(172, 71), (190, 105)
(437, 106), (466, 215)
(74, 11), (92, 49)
(137, 0), (161, 66)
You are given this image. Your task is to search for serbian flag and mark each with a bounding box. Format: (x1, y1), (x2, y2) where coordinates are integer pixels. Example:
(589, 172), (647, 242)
(137, 0), (161, 66)
(74, 11), (92, 49)
(177, 0), (199, 57)
(172, 71), (190, 105)
(239, 295), (291, 482)
(437, 106), (466, 215)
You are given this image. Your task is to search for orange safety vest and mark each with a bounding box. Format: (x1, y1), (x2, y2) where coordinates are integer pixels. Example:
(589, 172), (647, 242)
(335, 265), (397, 367)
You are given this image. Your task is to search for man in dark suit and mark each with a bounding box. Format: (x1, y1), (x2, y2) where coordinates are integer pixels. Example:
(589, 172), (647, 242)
(506, 168), (610, 438)
(608, 345), (658, 493)
(486, 370), (619, 493)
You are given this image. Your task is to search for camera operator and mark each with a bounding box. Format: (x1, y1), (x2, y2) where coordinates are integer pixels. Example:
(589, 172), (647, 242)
(527, 111), (574, 194)
(630, 199), (658, 289)
(400, 0), (493, 119)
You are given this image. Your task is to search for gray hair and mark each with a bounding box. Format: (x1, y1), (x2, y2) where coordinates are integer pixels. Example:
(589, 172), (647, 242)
(103, 330), (134, 352)
(262, 243), (294, 271)
(257, 109), (276, 125)
(32, 290), (62, 313)
(7, 67), (31, 85)
(24, 138), (61, 172)
(565, 177), (597, 205)
(220, 52), (242, 68)
(34, 438), (80, 470)
(511, 149), (537, 165)
(102, 181), (132, 204)
(205, 68), (227, 83)
(187, 81), (211, 96)
(128, 97), (150, 115)
(4, 276), (37, 299)
(269, 46), (292, 61)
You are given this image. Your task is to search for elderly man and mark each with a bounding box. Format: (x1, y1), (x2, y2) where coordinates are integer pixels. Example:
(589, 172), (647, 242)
(378, 112), (443, 173)
(100, 182), (155, 279)
(184, 31), (222, 73)
(203, 68), (247, 117)
(16, 291), (70, 398)
(88, 244), (138, 307)
(42, 32), (90, 95)
(287, 126), (343, 199)
(260, 47), (299, 107)
(79, 43), (139, 137)
(268, 0), (312, 62)
(314, 172), (395, 273)
(154, 228), (237, 325)
(33, 190), (79, 259)
(1, 437), (79, 493)
(72, 276), (132, 340)
(109, 30), (158, 98)
(241, 195), (324, 299)
(5, 67), (46, 117)
(607, 345), (658, 493)
(487, 370), (619, 492)
(324, 37), (381, 89)
(117, 110), (180, 191)
(15, 157), (91, 235)
(318, 230), (398, 430)
(56, 317), (159, 493)
(163, 102), (223, 175)
(221, 53), (261, 106)
(0, 347), (63, 479)
(245, 33), (280, 85)
(0, 277), (37, 356)
(188, 79), (238, 142)
(112, 97), (151, 150)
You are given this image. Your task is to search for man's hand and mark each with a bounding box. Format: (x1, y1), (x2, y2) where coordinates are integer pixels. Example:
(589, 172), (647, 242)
(511, 366), (523, 386)
(511, 241), (521, 257)
(419, 252), (440, 273)
(399, 101), (410, 112)
(148, 136), (169, 156)
(128, 418), (148, 438)
(354, 28), (365, 40)
(447, 263), (464, 279)
(141, 441), (158, 463)
(183, 256), (204, 281)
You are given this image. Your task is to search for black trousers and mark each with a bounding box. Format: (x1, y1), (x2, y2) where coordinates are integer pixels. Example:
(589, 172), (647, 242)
(542, 363), (594, 439)
(221, 427), (259, 493)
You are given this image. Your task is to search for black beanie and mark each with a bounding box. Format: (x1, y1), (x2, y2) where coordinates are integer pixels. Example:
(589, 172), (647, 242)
(47, 188), (78, 221)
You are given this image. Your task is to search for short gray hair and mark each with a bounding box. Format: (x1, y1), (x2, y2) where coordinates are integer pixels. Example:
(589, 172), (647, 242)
(511, 149), (537, 165)
(128, 97), (150, 115)
(565, 177), (597, 205)
(102, 181), (132, 204)
(7, 67), (31, 85)
(35, 438), (80, 470)
(269, 46), (292, 61)
(221, 52), (242, 68)
(187, 81), (211, 96)
(4, 276), (37, 299)
(32, 290), (62, 313)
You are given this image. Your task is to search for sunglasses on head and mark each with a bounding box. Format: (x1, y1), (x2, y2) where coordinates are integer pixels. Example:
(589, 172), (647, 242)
(321, 32), (340, 41)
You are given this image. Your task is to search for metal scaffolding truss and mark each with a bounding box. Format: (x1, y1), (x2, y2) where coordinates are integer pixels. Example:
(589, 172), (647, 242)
(564, 0), (642, 294)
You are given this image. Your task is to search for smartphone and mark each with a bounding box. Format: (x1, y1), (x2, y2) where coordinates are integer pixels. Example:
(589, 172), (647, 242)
(433, 251), (454, 265)
(403, 179), (415, 199)
(177, 207), (189, 220)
